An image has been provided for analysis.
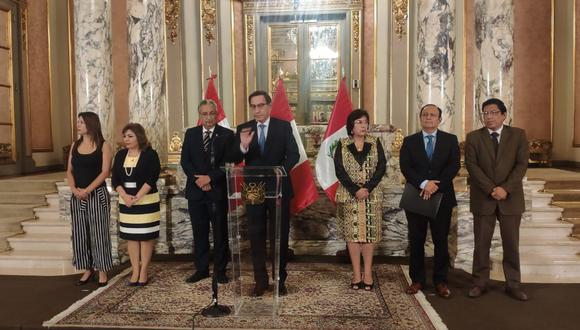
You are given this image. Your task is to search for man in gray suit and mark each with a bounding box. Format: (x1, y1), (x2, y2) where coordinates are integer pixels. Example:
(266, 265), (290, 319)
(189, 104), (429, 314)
(465, 98), (529, 301)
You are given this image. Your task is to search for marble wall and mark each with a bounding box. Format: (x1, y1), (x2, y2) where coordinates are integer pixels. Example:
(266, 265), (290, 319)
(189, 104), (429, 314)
(473, 0), (514, 127)
(416, 0), (456, 132)
(127, 0), (168, 160)
(73, 0), (115, 142)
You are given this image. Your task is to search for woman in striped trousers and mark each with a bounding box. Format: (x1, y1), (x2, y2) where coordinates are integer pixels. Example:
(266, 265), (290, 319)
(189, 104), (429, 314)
(66, 112), (113, 287)
(112, 123), (161, 286)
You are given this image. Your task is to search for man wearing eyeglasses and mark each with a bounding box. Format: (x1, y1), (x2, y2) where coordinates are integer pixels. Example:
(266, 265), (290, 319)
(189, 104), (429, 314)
(181, 99), (234, 284)
(465, 98), (529, 301)
(229, 90), (299, 297)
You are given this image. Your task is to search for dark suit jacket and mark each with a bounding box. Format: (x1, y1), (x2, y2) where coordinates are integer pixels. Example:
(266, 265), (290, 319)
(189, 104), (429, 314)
(465, 126), (529, 215)
(229, 117), (299, 199)
(112, 147), (160, 194)
(180, 125), (234, 201)
(399, 130), (460, 207)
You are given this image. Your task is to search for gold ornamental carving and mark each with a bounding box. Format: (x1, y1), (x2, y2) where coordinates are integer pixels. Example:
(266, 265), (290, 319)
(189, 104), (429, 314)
(352, 11), (360, 52)
(392, 0), (408, 40)
(243, 0), (362, 12)
(201, 0), (217, 45)
(246, 15), (255, 56)
(165, 0), (180, 44)
(391, 129), (404, 155)
(0, 143), (12, 160)
(169, 132), (183, 152)
(242, 182), (266, 205)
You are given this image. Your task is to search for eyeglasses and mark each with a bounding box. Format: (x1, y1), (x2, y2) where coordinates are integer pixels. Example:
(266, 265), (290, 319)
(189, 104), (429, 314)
(354, 119), (368, 125)
(199, 112), (217, 117)
(480, 110), (502, 117)
(250, 103), (268, 110)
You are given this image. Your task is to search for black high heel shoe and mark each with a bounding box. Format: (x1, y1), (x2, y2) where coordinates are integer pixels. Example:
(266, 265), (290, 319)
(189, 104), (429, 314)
(350, 281), (362, 290)
(363, 282), (374, 291)
(76, 270), (95, 286)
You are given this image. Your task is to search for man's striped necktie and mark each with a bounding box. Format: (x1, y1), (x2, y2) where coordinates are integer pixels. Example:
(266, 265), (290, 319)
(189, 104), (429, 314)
(203, 130), (211, 152)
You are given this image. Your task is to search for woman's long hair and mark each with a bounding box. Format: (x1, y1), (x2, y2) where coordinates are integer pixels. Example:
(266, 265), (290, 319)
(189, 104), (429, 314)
(74, 112), (105, 152)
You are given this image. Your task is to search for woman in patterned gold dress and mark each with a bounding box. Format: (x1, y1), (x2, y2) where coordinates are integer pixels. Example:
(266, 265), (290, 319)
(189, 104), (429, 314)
(334, 109), (387, 291)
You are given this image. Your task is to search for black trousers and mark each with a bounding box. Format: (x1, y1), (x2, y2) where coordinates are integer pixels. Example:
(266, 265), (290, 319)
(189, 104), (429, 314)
(246, 198), (290, 286)
(188, 199), (229, 275)
(405, 203), (453, 285)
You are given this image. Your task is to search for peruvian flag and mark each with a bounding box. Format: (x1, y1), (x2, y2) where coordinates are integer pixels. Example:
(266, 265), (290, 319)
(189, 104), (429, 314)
(315, 77), (353, 203)
(271, 78), (318, 214)
(198, 74), (230, 128)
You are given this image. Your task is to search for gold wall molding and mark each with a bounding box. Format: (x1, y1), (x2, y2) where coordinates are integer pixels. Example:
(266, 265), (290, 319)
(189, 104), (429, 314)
(352, 10), (360, 52)
(392, 0), (408, 40)
(246, 14), (254, 56)
(243, 0), (362, 13)
(201, 0), (216, 45)
(165, 0), (180, 44)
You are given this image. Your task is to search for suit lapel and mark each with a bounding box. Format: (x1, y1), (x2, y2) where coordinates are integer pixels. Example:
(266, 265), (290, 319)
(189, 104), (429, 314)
(251, 121), (260, 153)
(497, 125), (511, 162)
(196, 127), (205, 153)
(415, 133), (430, 163)
(431, 131), (443, 162)
(263, 119), (275, 155)
(480, 128), (496, 161)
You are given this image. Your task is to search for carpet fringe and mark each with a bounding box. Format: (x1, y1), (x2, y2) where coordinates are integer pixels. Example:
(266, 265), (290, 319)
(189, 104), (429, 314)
(400, 265), (448, 330)
(42, 267), (132, 328)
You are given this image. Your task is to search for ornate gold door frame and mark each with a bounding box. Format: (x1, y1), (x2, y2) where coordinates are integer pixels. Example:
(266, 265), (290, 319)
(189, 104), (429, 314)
(242, 0), (363, 123)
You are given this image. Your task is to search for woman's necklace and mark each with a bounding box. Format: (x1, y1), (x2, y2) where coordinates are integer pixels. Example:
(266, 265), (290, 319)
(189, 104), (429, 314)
(124, 150), (140, 177)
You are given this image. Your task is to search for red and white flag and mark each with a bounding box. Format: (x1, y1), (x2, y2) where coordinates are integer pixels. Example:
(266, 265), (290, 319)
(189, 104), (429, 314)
(315, 77), (353, 203)
(198, 74), (230, 128)
(271, 78), (318, 214)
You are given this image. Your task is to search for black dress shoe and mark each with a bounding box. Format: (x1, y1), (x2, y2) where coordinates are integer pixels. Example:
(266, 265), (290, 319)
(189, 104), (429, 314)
(505, 287), (529, 301)
(253, 283), (268, 297)
(185, 271), (209, 283)
(127, 281), (139, 287)
(216, 273), (229, 284)
(278, 284), (288, 296)
(76, 270), (95, 286)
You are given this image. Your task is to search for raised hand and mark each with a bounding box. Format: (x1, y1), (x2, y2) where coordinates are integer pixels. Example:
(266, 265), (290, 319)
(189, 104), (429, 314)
(240, 127), (254, 150)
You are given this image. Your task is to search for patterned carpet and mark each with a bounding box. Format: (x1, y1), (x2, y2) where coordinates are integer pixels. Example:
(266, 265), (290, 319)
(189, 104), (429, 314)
(44, 262), (446, 329)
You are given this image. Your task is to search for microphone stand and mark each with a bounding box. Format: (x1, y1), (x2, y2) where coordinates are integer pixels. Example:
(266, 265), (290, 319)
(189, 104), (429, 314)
(201, 133), (230, 317)
(201, 273), (231, 317)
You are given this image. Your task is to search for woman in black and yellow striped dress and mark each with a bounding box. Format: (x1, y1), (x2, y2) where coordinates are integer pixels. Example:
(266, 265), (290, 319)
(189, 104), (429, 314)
(112, 123), (161, 286)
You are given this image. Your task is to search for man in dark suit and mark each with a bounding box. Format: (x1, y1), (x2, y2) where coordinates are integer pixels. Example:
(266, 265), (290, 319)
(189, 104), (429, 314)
(230, 90), (299, 296)
(466, 98), (529, 301)
(181, 99), (234, 284)
(399, 104), (460, 298)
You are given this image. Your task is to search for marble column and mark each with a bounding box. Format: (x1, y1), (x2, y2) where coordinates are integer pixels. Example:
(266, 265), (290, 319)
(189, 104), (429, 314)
(127, 0), (167, 161)
(473, 0), (514, 127)
(416, 0), (456, 131)
(73, 0), (115, 142)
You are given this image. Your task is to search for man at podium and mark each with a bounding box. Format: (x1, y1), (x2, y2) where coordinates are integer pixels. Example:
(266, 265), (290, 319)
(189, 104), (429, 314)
(230, 90), (299, 297)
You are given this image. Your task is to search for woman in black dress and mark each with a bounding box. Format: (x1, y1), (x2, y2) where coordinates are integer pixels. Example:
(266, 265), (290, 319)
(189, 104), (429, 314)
(66, 112), (113, 287)
(112, 123), (161, 286)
